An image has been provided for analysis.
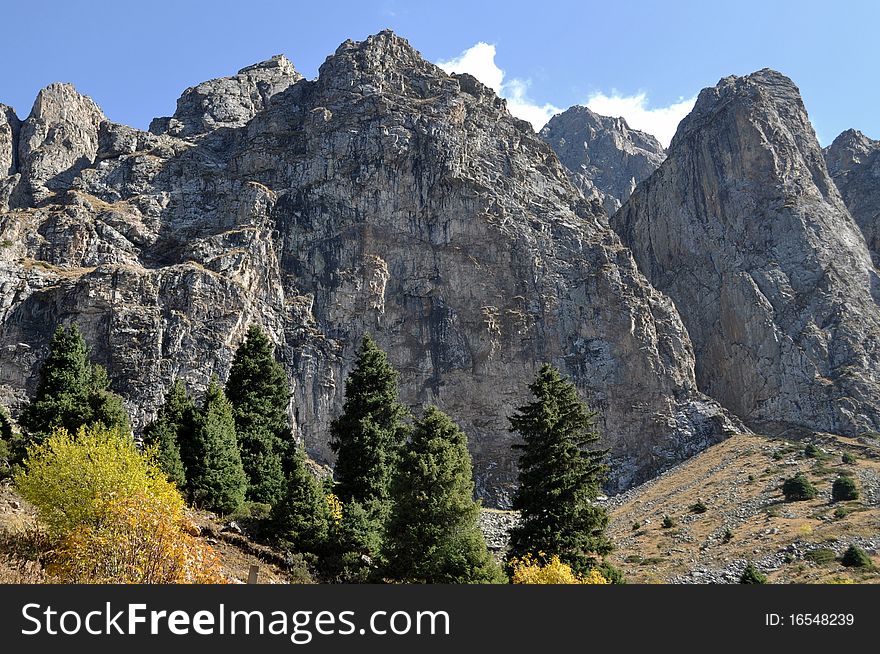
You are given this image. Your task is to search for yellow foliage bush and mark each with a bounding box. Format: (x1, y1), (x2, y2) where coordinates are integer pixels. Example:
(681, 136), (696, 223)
(14, 425), (176, 537)
(15, 424), (225, 584)
(510, 553), (609, 584)
(49, 492), (225, 584)
(326, 493), (343, 524)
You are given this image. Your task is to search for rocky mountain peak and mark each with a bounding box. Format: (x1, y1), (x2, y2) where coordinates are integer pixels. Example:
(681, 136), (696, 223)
(614, 68), (880, 438)
(149, 54), (303, 138)
(540, 104), (666, 213)
(15, 82), (106, 203)
(824, 128), (880, 262)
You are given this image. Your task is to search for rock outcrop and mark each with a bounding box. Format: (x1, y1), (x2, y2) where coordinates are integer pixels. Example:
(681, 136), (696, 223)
(0, 31), (740, 504)
(540, 105), (665, 213)
(824, 129), (880, 264)
(16, 83), (106, 203)
(0, 104), (20, 209)
(149, 55), (302, 138)
(614, 69), (880, 438)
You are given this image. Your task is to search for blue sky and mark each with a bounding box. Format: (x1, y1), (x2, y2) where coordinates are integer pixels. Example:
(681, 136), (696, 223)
(1, 0), (877, 146)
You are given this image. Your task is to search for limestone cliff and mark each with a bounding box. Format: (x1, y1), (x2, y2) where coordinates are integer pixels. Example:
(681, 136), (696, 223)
(0, 31), (740, 504)
(614, 69), (880, 438)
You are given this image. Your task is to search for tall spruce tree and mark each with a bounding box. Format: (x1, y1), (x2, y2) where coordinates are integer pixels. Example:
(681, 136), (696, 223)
(143, 379), (193, 489)
(269, 446), (329, 555)
(225, 325), (289, 505)
(329, 334), (408, 505)
(186, 377), (247, 514)
(385, 406), (503, 583)
(507, 364), (612, 575)
(19, 324), (130, 451)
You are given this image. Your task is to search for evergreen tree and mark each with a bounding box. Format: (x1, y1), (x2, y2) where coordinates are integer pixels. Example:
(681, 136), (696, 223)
(270, 446), (329, 555)
(186, 377), (247, 514)
(225, 325), (289, 505)
(329, 334), (408, 505)
(385, 406), (503, 583)
(143, 379), (193, 489)
(19, 324), (130, 452)
(507, 364), (612, 575)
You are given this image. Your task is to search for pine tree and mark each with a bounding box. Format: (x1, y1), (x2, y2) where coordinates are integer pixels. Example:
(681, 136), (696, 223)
(507, 364), (612, 575)
(186, 377), (247, 514)
(225, 325), (289, 505)
(143, 379), (193, 489)
(19, 324), (130, 452)
(329, 334), (408, 505)
(385, 406), (503, 583)
(270, 446), (329, 555)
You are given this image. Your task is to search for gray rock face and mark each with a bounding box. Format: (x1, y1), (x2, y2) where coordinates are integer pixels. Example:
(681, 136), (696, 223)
(614, 69), (880, 438)
(0, 104), (20, 210)
(540, 105), (665, 213)
(0, 31), (739, 505)
(0, 104), (19, 177)
(16, 83), (106, 203)
(149, 55), (302, 138)
(824, 129), (880, 264)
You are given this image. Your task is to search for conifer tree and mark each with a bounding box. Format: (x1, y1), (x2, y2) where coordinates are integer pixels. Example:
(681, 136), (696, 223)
(385, 406), (503, 583)
(507, 364), (612, 575)
(143, 379), (193, 489)
(329, 334), (408, 505)
(270, 446), (329, 555)
(225, 325), (289, 505)
(19, 324), (130, 451)
(186, 377), (247, 514)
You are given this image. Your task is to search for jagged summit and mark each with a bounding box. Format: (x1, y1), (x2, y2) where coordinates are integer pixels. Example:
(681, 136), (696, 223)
(824, 128), (880, 262)
(149, 54), (303, 138)
(614, 67), (880, 438)
(540, 104), (665, 213)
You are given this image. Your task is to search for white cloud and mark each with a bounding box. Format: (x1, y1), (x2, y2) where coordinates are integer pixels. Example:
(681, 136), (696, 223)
(437, 43), (560, 132)
(585, 91), (697, 148)
(437, 43), (696, 145)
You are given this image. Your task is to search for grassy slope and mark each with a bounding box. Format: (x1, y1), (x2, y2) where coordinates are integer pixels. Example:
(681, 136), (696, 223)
(604, 432), (880, 583)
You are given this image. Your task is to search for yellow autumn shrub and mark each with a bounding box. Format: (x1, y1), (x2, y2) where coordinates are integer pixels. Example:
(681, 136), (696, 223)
(510, 553), (609, 584)
(50, 491), (225, 583)
(326, 493), (343, 524)
(15, 424), (225, 584)
(14, 425), (177, 537)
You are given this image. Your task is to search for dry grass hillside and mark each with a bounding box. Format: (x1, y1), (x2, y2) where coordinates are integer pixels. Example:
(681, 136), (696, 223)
(604, 432), (880, 583)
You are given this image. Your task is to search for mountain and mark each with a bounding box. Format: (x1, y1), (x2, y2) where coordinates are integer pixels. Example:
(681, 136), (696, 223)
(539, 105), (665, 213)
(0, 31), (740, 505)
(613, 69), (880, 439)
(824, 129), (880, 264)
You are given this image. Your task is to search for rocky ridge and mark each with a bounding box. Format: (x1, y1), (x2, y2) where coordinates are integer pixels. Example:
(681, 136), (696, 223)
(613, 69), (880, 440)
(0, 31), (740, 505)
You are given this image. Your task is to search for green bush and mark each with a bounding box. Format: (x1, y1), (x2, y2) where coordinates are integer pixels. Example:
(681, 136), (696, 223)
(805, 548), (836, 564)
(771, 451), (784, 461)
(740, 562), (766, 584)
(690, 501), (708, 514)
(832, 476), (859, 502)
(661, 515), (675, 529)
(782, 473), (817, 501)
(841, 452), (856, 465)
(803, 443), (820, 458)
(631, 521), (641, 531)
(841, 545), (872, 569)
(834, 506), (850, 519)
